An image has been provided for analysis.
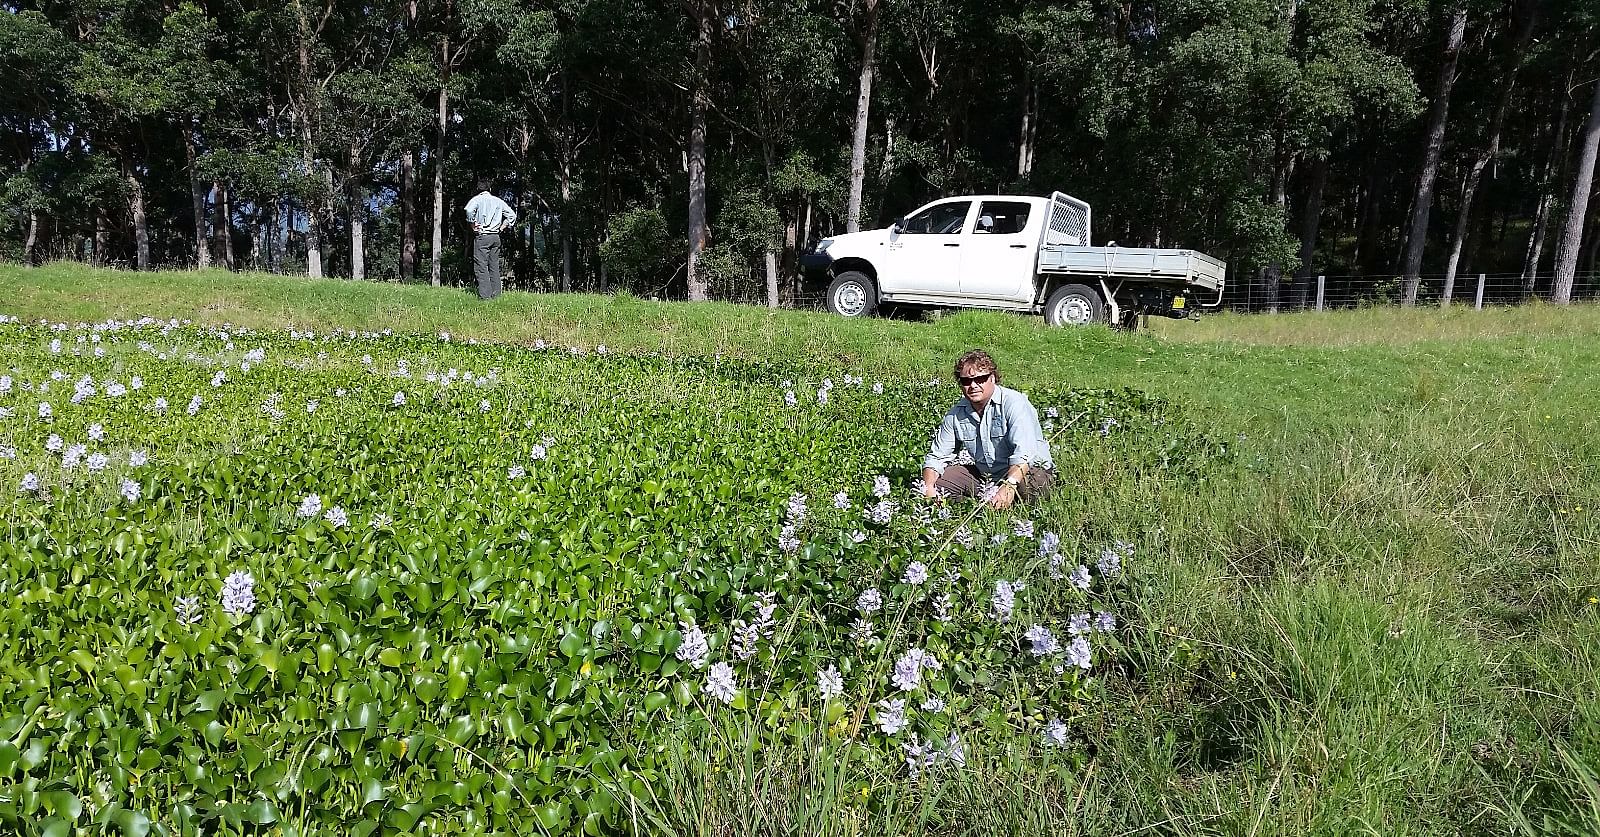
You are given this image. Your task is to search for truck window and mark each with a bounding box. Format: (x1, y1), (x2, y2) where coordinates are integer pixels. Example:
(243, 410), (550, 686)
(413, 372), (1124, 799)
(902, 202), (972, 235)
(975, 201), (1032, 235)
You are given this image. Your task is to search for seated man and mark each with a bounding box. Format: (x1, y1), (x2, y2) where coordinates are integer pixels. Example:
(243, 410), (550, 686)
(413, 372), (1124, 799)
(921, 350), (1055, 509)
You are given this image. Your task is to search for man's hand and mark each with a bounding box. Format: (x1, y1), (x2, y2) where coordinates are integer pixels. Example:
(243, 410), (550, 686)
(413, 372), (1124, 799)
(989, 482), (1018, 510)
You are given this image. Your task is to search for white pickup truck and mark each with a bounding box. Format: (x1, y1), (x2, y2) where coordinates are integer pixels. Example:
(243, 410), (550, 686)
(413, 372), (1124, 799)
(800, 192), (1226, 326)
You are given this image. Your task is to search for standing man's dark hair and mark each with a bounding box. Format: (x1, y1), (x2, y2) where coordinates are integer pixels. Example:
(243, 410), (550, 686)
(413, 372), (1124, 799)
(465, 179), (516, 299)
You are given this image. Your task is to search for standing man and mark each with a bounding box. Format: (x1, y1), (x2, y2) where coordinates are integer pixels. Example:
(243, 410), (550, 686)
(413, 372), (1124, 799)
(465, 177), (517, 299)
(922, 349), (1055, 509)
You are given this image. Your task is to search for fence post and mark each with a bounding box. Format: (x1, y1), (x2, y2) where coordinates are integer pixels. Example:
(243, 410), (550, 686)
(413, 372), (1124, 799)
(1315, 275), (1325, 312)
(1474, 273), (1486, 310)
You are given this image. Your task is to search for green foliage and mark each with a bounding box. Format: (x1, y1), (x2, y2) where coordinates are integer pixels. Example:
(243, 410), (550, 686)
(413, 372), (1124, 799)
(600, 205), (675, 291)
(0, 316), (1229, 833)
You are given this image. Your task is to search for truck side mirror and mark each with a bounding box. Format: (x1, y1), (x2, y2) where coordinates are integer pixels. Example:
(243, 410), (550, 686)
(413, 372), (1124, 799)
(891, 218), (906, 232)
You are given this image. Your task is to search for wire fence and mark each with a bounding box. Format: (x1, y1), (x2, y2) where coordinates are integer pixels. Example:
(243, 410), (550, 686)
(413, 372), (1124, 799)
(1220, 272), (1600, 314)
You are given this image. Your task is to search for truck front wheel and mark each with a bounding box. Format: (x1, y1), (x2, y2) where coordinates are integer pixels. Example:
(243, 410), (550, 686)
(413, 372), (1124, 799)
(1044, 284), (1105, 326)
(826, 271), (879, 318)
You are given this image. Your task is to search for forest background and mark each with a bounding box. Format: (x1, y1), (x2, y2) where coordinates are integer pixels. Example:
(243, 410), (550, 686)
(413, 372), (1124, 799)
(2, 0), (1598, 310)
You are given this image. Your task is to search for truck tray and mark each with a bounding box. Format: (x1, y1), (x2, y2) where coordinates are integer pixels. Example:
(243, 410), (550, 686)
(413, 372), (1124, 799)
(1038, 246), (1226, 292)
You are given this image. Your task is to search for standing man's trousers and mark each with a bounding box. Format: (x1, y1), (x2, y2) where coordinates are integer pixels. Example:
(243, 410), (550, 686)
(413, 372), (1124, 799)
(473, 232), (502, 299)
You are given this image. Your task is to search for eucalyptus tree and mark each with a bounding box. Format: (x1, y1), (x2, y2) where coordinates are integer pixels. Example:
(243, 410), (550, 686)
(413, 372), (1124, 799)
(1399, 3), (1468, 306)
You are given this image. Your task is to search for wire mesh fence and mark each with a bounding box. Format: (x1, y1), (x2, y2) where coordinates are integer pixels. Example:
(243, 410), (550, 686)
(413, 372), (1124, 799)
(1220, 272), (1600, 314)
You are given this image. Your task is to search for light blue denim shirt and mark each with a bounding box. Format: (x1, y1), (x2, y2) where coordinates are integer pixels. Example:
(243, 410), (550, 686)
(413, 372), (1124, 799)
(924, 385), (1054, 478)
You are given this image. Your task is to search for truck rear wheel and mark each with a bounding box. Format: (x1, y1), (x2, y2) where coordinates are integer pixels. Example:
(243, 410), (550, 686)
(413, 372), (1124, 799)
(826, 271), (878, 318)
(1044, 284), (1105, 326)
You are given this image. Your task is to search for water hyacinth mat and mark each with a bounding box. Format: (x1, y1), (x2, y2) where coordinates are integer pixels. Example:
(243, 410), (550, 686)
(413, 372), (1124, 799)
(0, 318), (1230, 835)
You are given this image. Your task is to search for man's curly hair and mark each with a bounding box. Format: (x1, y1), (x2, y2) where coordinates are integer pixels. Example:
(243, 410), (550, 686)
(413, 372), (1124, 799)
(953, 349), (1000, 384)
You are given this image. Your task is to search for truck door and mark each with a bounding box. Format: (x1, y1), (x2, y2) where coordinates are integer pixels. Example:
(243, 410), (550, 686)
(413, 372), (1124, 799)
(882, 200), (973, 296)
(958, 199), (1039, 301)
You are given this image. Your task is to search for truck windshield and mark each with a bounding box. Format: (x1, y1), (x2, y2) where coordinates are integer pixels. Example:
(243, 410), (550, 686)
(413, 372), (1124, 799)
(902, 202), (971, 235)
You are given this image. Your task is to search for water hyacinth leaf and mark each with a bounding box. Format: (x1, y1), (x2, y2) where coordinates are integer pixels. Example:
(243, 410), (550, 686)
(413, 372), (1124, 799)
(360, 777), (387, 809)
(559, 631), (583, 658)
(39, 818), (70, 837)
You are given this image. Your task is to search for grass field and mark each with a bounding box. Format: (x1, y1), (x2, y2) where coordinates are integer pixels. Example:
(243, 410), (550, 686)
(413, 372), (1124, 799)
(2, 261), (1598, 835)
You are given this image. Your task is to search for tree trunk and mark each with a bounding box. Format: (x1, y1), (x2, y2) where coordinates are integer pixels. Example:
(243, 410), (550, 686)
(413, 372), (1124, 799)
(1017, 69), (1038, 182)
(291, 0), (323, 279)
(1552, 80), (1600, 304)
(1292, 154), (1327, 310)
(23, 209), (39, 265)
(431, 71), (448, 287)
(764, 249), (779, 308)
(1443, 2), (1534, 306)
(185, 126), (210, 269)
(218, 183), (234, 269)
(559, 169), (573, 293)
(1400, 4), (1468, 306)
(126, 164), (150, 271)
(685, 2), (713, 301)
(1524, 89), (1573, 295)
(844, 0), (881, 234)
(349, 145), (366, 281)
(400, 149), (417, 280)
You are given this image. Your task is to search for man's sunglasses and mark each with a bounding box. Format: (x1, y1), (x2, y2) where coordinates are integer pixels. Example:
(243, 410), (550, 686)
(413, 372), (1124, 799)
(956, 373), (992, 387)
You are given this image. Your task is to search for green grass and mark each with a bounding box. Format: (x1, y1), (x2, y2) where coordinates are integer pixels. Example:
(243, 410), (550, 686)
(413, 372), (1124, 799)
(3, 261), (1598, 835)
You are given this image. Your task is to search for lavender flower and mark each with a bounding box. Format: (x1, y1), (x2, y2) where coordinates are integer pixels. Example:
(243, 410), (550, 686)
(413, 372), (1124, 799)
(221, 570), (256, 617)
(866, 499), (897, 525)
(1066, 636), (1092, 670)
(856, 588), (883, 615)
(783, 390), (797, 407)
(920, 697), (946, 713)
(675, 622), (709, 669)
(1024, 624), (1060, 656)
(730, 620), (760, 660)
(296, 494), (323, 519)
(890, 650), (924, 692)
(86, 452), (109, 473)
(904, 735), (936, 778)
(119, 478), (140, 503)
(850, 617), (875, 644)
(211, 370), (227, 388)
(45, 434), (64, 453)
(130, 375), (143, 390)
(832, 491), (851, 510)
(875, 699), (907, 735)
(953, 526), (975, 549)
(507, 465), (526, 479)
(785, 493), (808, 524)
(872, 475), (891, 498)
(1069, 612), (1092, 636)
(872, 382), (884, 394)
(391, 391), (406, 406)
(817, 664), (844, 701)
(152, 396), (168, 414)
(1043, 718), (1069, 747)
(933, 591), (954, 623)
(88, 423), (105, 442)
(529, 444), (547, 461)
(20, 472), (39, 492)
(901, 561), (929, 586)
(777, 523), (800, 553)
(849, 530), (868, 544)
(0, 445), (13, 460)
(38, 401), (52, 419)
(1095, 611), (1117, 633)
(1098, 416), (1119, 436)
(1069, 565), (1092, 591)
(174, 595), (202, 626)
(703, 662), (737, 705)
(1048, 554), (1066, 580)
(186, 395), (202, 415)
(991, 580), (1020, 622)
(324, 506), (348, 528)
(128, 450), (148, 467)
(1098, 546), (1124, 576)
(816, 388), (829, 405)
(1012, 519), (1035, 539)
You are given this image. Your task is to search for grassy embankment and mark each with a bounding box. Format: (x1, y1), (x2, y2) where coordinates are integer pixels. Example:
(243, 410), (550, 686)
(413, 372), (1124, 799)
(5, 261), (1598, 835)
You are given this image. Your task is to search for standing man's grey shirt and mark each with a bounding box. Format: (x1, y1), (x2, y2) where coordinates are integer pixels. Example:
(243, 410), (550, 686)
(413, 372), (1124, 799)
(923, 385), (1054, 479)
(465, 191), (517, 232)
